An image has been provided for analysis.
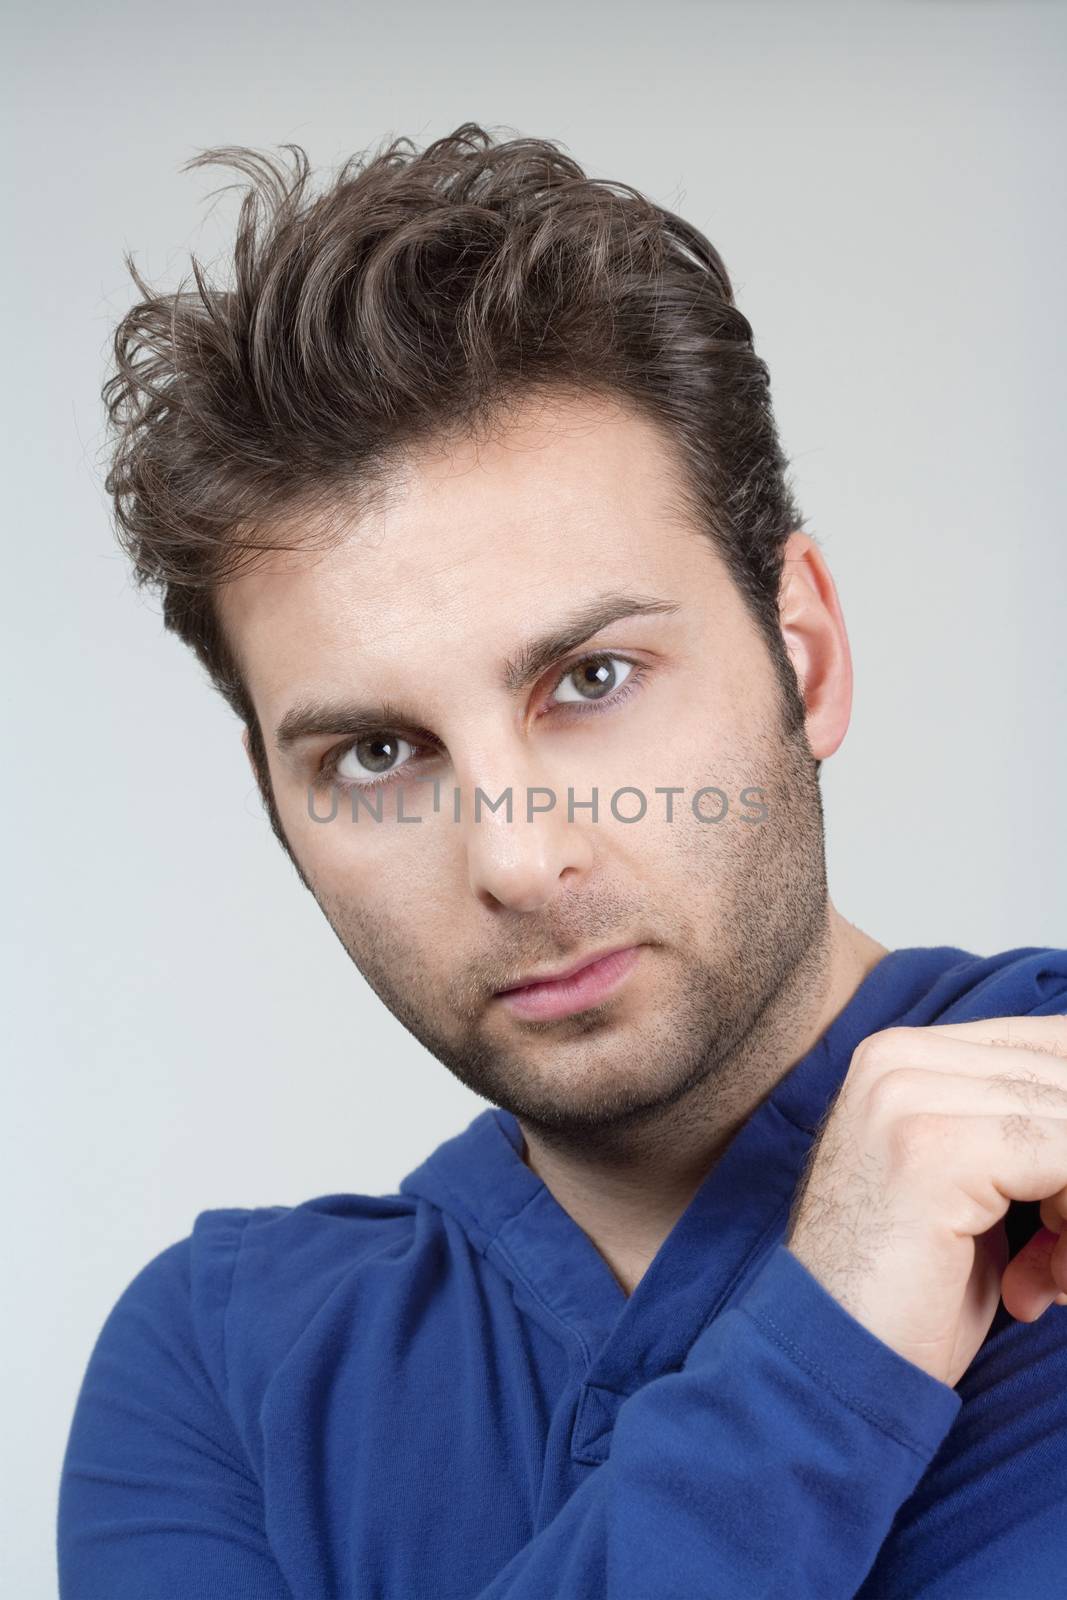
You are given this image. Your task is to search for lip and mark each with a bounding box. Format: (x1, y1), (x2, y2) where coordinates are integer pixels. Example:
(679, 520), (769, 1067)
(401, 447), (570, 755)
(492, 944), (644, 1022)
(496, 943), (638, 992)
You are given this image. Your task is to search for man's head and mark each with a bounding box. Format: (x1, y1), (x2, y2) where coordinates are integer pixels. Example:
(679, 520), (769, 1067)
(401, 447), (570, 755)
(103, 124), (852, 1149)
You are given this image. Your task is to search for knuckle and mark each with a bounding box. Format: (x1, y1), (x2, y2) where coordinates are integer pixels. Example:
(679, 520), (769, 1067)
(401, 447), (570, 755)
(853, 1025), (912, 1075)
(864, 1067), (920, 1125)
(887, 1110), (947, 1166)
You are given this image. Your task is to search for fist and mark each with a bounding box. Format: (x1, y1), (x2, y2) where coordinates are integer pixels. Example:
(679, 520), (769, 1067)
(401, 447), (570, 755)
(784, 1015), (1067, 1388)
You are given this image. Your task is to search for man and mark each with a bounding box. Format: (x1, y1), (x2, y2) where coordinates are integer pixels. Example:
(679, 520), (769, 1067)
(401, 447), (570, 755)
(58, 124), (1067, 1597)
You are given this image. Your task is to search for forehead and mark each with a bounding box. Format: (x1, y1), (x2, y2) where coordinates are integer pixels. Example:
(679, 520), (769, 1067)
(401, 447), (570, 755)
(216, 392), (718, 715)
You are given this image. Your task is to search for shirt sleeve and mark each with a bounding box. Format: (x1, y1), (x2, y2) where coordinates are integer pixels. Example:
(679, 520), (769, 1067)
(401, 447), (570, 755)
(473, 1242), (962, 1599)
(56, 1222), (294, 1600)
(57, 1231), (962, 1600)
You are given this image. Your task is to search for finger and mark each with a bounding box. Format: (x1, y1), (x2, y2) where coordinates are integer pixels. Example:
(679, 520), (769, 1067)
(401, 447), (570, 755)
(863, 1066), (1067, 1124)
(853, 1023), (1067, 1097)
(1053, 1226), (1067, 1296)
(897, 1111), (1067, 1223)
(925, 1016), (1067, 1054)
(1000, 1226), (1064, 1322)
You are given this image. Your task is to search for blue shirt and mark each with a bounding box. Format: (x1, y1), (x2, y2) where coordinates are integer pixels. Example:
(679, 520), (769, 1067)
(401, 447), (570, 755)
(58, 944), (1067, 1598)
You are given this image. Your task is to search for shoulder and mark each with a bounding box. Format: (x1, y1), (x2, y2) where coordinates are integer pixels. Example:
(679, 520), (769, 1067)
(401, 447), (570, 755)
(63, 1193), (427, 1500)
(84, 1192), (423, 1413)
(186, 1193), (423, 1395)
(915, 944), (1067, 1024)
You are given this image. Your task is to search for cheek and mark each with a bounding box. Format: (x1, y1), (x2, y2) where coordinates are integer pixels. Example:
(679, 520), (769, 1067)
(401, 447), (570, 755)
(298, 806), (457, 937)
(312, 850), (433, 966)
(289, 781), (439, 865)
(552, 693), (697, 799)
(644, 740), (773, 871)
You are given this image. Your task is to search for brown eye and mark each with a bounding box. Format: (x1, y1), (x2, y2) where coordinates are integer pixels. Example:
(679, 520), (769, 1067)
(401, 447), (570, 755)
(335, 733), (416, 787)
(551, 654), (634, 705)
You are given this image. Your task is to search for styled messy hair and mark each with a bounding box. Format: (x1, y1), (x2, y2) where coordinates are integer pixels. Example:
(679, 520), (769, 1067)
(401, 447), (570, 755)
(102, 121), (812, 862)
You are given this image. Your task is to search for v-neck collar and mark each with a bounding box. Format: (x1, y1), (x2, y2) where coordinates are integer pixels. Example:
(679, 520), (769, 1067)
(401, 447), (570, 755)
(399, 946), (973, 1386)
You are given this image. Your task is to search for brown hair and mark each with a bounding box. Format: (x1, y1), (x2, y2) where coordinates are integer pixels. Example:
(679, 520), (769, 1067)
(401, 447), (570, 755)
(102, 121), (812, 880)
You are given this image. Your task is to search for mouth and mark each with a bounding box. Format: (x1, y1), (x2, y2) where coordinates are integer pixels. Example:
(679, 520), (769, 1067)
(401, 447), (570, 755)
(491, 944), (644, 1022)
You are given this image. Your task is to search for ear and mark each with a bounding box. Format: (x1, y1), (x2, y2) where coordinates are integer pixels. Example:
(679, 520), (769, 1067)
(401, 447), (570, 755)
(777, 531), (852, 761)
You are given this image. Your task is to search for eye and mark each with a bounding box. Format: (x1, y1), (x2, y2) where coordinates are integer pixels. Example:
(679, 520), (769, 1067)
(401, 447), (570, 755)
(318, 652), (645, 792)
(549, 653), (637, 707)
(333, 733), (419, 789)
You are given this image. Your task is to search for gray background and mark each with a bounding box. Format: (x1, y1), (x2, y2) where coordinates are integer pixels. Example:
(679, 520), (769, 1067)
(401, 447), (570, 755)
(4, 1), (1065, 1592)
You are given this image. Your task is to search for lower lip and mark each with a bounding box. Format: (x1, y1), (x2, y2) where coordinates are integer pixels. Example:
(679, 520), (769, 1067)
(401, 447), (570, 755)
(494, 945), (643, 1021)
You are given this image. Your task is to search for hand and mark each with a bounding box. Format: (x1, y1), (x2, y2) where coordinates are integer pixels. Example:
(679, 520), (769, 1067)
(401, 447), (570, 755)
(784, 1016), (1067, 1388)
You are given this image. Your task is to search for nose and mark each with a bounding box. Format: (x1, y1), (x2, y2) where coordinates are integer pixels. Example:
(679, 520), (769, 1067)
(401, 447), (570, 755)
(460, 756), (595, 913)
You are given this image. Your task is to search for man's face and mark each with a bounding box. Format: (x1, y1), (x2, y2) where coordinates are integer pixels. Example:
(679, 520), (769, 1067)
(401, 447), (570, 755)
(218, 392), (828, 1145)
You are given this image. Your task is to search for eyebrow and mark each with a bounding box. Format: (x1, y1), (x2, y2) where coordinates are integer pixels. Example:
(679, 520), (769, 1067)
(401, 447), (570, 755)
(274, 590), (681, 755)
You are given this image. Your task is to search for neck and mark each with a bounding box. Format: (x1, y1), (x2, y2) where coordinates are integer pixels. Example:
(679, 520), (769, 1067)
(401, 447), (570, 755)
(515, 903), (889, 1296)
